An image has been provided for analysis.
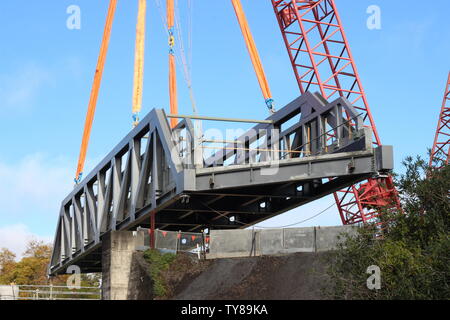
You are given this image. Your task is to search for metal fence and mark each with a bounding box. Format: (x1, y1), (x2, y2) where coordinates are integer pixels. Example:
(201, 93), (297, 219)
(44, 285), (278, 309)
(137, 228), (210, 258)
(0, 284), (101, 300)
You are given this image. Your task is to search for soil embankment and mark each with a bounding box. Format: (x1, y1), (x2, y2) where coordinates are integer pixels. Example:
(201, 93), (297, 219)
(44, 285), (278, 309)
(149, 252), (330, 300)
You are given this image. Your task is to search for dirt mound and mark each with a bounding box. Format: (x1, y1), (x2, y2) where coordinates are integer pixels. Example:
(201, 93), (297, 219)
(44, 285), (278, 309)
(158, 253), (213, 299)
(160, 252), (330, 300)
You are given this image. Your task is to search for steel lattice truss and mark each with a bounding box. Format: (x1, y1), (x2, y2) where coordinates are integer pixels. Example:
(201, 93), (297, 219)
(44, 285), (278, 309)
(49, 92), (393, 275)
(430, 72), (450, 168)
(271, 0), (400, 225)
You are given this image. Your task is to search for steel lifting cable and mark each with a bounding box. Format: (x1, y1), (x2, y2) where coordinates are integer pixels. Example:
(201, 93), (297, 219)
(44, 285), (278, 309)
(74, 0), (118, 184)
(156, 0), (201, 144)
(256, 202), (336, 229)
(174, 0), (198, 115)
(173, 0), (203, 146)
(231, 0), (275, 113)
(196, 198), (335, 229)
(132, 0), (147, 127)
(155, 0), (199, 116)
(187, 0), (193, 79)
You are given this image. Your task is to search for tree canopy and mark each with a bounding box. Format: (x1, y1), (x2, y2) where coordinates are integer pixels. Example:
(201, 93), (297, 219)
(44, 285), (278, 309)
(326, 156), (449, 300)
(0, 240), (100, 288)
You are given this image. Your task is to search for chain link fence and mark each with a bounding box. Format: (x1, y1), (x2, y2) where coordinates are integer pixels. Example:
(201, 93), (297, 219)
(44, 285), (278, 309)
(137, 228), (210, 257)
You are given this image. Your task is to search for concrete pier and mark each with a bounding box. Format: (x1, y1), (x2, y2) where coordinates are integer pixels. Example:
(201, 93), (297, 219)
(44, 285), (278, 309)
(101, 231), (145, 300)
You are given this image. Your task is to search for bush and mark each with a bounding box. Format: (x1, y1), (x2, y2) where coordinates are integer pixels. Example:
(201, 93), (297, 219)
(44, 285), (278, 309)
(325, 157), (450, 300)
(143, 249), (177, 297)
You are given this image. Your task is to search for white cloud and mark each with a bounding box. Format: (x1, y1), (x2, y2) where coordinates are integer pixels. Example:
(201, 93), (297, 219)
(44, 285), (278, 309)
(0, 224), (52, 259)
(0, 153), (105, 245)
(0, 63), (51, 111)
(0, 57), (84, 114)
(381, 18), (434, 53)
(0, 153), (74, 217)
(62, 56), (84, 79)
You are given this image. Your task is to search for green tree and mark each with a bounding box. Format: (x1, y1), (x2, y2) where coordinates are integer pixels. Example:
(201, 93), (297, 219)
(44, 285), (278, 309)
(0, 240), (100, 288)
(12, 240), (53, 285)
(325, 156), (450, 300)
(0, 248), (17, 284)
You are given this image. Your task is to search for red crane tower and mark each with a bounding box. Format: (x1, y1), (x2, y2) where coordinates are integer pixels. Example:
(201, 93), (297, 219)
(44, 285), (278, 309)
(430, 72), (450, 168)
(270, 0), (400, 225)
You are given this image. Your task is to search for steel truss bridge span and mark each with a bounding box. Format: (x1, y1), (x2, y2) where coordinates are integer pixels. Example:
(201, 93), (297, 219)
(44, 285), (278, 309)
(49, 92), (393, 275)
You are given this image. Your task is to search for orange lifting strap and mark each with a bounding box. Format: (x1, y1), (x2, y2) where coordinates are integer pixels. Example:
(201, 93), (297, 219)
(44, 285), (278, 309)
(231, 0), (275, 113)
(75, 0), (118, 183)
(132, 0), (147, 126)
(168, 0), (178, 128)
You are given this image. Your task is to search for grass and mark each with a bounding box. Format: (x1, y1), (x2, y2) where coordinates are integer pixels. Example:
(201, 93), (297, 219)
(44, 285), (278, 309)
(143, 249), (177, 297)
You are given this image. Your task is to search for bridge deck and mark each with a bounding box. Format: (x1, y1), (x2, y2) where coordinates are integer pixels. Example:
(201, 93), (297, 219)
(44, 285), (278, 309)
(49, 92), (393, 275)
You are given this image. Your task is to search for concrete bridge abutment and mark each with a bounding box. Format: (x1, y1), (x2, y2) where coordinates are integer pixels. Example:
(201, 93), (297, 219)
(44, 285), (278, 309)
(101, 231), (148, 300)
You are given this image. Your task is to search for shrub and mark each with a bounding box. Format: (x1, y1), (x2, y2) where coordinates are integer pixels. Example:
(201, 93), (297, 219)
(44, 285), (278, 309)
(143, 249), (177, 297)
(325, 157), (449, 300)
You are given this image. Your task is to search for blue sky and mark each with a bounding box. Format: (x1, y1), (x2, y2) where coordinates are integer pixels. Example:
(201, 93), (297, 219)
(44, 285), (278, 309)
(0, 0), (449, 256)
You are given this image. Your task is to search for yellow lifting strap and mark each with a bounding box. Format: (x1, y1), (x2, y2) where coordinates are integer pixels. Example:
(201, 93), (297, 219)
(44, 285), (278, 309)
(132, 0), (147, 126)
(168, 0), (178, 128)
(231, 0), (275, 113)
(75, 0), (118, 184)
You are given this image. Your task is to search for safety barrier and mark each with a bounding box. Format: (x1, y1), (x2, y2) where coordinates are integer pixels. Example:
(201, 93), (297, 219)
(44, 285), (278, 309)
(206, 226), (358, 259)
(137, 228), (209, 257)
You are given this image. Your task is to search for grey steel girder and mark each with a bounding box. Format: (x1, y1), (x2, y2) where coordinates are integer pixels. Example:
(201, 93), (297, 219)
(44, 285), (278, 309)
(48, 92), (393, 276)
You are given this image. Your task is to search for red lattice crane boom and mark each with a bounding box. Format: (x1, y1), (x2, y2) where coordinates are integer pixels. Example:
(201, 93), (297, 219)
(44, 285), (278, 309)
(271, 0), (400, 225)
(430, 72), (450, 168)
